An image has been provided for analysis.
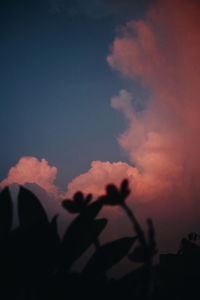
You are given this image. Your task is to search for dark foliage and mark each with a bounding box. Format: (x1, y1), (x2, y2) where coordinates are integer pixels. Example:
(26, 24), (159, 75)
(0, 187), (12, 241)
(0, 181), (200, 300)
(83, 236), (137, 276)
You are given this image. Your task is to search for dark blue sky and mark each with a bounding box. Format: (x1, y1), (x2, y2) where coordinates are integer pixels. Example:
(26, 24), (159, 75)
(0, 0), (151, 188)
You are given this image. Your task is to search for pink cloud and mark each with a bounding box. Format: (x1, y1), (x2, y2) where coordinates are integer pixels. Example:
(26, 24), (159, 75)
(0, 157), (59, 196)
(66, 160), (139, 197)
(2, 2), (200, 248)
(105, 0), (200, 204)
(64, 0), (200, 241)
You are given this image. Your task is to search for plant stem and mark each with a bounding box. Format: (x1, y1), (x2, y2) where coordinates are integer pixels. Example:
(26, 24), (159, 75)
(121, 202), (147, 248)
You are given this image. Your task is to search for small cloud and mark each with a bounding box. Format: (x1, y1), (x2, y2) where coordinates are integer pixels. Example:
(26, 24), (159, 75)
(0, 157), (59, 196)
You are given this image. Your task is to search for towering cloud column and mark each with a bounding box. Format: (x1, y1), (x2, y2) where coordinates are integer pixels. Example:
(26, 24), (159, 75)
(106, 0), (200, 202)
(67, 0), (200, 207)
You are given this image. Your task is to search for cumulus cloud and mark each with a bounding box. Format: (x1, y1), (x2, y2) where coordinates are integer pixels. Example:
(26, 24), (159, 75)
(2, 0), (200, 252)
(106, 0), (200, 204)
(64, 0), (200, 247)
(3, 0), (200, 212)
(66, 160), (139, 197)
(0, 157), (59, 196)
(66, 86), (183, 203)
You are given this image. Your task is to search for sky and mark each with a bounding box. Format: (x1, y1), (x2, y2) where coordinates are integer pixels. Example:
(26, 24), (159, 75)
(1, 0), (200, 255)
(0, 0), (151, 188)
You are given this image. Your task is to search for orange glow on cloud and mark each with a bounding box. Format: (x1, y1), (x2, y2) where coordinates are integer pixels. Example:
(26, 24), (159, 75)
(68, 0), (200, 204)
(2, 0), (200, 253)
(105, 0), (200, 204)
(1, 0), (200, 217)
(0, 157), (59, 196)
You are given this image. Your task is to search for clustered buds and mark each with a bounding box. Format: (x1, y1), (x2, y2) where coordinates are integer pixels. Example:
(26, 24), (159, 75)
(62, 179), (157, 263)
(62, 191), (92, 214)
(100, 179), (130, 206)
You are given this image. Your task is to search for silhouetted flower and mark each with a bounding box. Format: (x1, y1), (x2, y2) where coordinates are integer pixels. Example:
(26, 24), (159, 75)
(62, 191), (92, 214)
(100, 179), (130, 206)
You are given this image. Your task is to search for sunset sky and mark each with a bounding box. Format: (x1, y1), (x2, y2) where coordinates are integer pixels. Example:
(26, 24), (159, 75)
(0, 0), (151, 189)
(1, 0), (200, 252)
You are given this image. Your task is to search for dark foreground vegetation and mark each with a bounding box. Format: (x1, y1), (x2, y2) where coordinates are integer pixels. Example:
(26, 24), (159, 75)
(0, 180), (200, 300)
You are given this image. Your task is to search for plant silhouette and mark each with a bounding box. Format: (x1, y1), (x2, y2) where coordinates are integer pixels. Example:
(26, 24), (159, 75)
(0, 180), (200, 300)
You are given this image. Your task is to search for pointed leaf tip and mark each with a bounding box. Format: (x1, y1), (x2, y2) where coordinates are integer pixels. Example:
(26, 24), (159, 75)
(18, 186), (48, 229)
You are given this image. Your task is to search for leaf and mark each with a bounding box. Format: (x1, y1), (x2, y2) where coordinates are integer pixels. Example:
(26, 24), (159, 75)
(62, 200), (79, 213)
(78, 200), (103, 220)
(0, 187), (13, 239)
(3, 227), (26, 279)
(64, 200), (104, 246)
(60, 218), (107, 270)
(18, 186), (49, 229)
(49, 215), (61, 251)
(1, 211), (58, 281)
(128, 246), (147, 263)
(83, 236), (137, 275)
(92, 218), (107, 236)
(7, 216), (61, 280)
